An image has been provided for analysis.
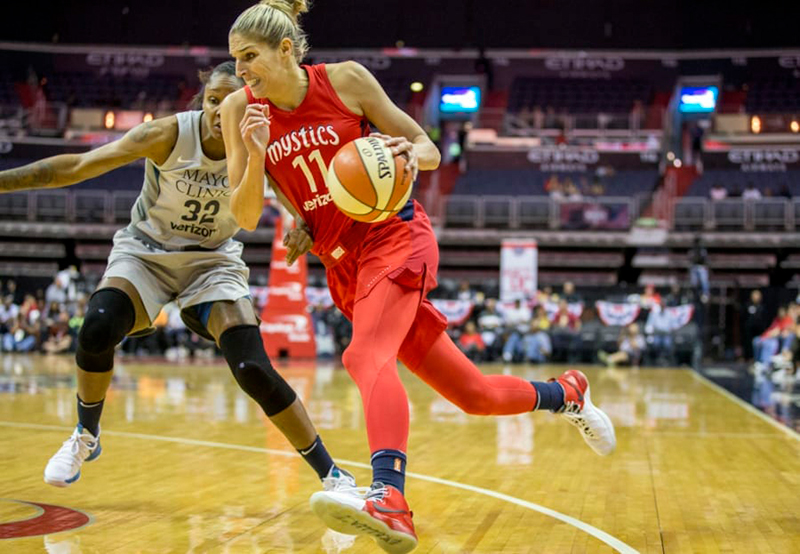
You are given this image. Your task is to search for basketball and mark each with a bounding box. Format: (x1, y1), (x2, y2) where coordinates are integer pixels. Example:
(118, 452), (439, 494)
(326, 136), (413, 223)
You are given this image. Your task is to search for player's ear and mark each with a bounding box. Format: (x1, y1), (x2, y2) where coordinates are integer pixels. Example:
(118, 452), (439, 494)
(279, 38), (293, 61)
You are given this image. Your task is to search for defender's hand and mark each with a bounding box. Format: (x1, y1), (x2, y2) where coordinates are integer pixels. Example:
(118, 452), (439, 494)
(284, 225), (313, 266)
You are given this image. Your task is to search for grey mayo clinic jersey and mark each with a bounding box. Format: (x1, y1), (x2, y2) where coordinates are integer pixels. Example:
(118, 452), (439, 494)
(129, 110), (240, 250)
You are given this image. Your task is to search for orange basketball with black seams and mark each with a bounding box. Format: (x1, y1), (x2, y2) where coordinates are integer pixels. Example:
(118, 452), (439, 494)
(326, 137), (413, 223)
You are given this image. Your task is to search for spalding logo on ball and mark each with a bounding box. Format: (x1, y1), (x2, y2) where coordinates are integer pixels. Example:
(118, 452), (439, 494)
(326, 136), (413, 223)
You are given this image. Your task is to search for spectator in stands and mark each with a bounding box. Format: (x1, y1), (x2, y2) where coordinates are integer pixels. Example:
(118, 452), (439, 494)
(639, 284), (662, 310)
(645, 302), (674, 365)
(517, 105), (533, 128)
(532, 106), (544, 130)
(742, 183), (762, 201)
(456, 280), (477, 302)
(0, 295), (20, 351)
(549, 180), (565, 201)
(523, 306), (552, 363)
(42, 311), (73, 354)
(44, 272), (71, 308)
(19, 294), (41, 325)
(68, 306), (84, 338)
(458, 321), (486, 362)
(551, 299), (581, 362)
(544, 106), (558, 129)
(710, 183), (728, 201)
(743, 290), (769, 361)
(551, 299), (580, 331)
(779, 183), (792, 199)
(502, 298), (532, 363)
(537, 286), (556, 305)
(753, 305), (796, 367)
(5, 279), (21, 305)
(665, 283), (688, 307)
(563, 179), (582, 201)
(690, 123), (705, 172)
(589, 175), (605, 197)
(8, 313), (37, 352)
(329, 307), (353, 357)
(562, 281), (581, 304)
(689, 236), (710, 303)
(598, 323), (646, 368)
(477, 298), (504, 361)
(630, 99), (644, 134)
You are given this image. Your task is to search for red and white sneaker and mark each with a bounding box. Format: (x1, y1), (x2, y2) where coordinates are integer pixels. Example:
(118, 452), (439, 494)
(310, 483), (418, 554)
(554, 369), (616, 456)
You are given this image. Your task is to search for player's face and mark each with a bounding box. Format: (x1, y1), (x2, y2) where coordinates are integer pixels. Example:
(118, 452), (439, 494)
(202, 74), (242, 140)
(228, 34), (287, 97)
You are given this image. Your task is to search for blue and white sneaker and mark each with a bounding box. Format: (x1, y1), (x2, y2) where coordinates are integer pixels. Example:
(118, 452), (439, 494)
(44, 424), (102, 487)
(322, 466), (360, 493)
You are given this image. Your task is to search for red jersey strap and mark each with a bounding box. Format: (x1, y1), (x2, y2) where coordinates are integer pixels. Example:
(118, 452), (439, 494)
(244, 85), (256, 104)
(308, 64), (362, 120)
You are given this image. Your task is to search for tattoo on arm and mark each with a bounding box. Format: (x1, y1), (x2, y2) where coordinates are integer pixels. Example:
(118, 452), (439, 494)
(130, 122), (155, 143)
(0, 161), (56, 192)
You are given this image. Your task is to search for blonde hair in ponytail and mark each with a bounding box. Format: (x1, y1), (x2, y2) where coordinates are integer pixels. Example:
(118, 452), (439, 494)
(230, 1), (311, 62)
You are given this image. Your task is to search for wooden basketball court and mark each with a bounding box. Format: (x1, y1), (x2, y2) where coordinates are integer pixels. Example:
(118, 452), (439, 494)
(1, 355), (798, 553)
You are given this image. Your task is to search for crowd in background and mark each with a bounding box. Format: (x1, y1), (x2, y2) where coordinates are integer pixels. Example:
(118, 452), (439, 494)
(709, 181), (793, 201)
(446, 280), (696, 368)
(0, 268), (797, 394)
(741, 290), (800, 414)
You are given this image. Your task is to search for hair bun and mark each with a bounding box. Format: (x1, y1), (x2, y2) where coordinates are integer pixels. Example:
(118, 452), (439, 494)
(259, 0), (310, 21)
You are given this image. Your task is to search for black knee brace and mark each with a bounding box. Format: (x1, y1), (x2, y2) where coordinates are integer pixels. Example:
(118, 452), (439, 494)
(76, 288), (135, 373)
(218, 325), (297, 417)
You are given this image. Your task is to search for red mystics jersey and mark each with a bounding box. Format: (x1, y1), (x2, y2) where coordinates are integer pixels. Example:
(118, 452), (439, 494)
(244, 64), (370, 257)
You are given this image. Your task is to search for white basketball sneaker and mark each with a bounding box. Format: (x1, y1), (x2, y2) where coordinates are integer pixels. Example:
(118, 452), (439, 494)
(322, 466), (359, 492)
(553, 370), (616, 456)
(44, 424), (102, 487)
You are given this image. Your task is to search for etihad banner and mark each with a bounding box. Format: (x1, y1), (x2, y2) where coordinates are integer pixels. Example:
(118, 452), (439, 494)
(467, 148), (661, 171)
(703, 148), (800, 172)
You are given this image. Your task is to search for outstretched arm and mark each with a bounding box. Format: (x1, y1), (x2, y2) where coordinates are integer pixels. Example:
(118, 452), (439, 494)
(0, 117), (176, 193)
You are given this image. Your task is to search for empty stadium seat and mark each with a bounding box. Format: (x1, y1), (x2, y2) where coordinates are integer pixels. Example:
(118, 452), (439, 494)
(73, 191), (110, 223)
(112, 191), (139, 223)
(33, 191), (69, 222)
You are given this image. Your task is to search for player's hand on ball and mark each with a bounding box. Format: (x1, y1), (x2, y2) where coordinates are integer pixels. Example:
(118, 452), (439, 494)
(283, 225), (313, 266)
(370, 133), (418, 181)
(240, 104), (271, 156)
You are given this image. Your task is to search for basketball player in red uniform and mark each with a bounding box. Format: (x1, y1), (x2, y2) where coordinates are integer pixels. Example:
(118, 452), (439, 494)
(222, 2), (616, 552)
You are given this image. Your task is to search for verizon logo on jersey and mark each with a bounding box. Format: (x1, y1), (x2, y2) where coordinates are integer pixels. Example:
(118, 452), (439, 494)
(267, 125), (341, 165)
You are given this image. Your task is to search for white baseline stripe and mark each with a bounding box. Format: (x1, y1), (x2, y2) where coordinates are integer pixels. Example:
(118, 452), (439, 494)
(0, 421), (639, 554)
(690, 370), (800, 441)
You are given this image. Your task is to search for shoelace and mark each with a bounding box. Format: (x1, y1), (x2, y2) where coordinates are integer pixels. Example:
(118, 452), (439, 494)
(561, 409), (599, 439)
(366, 485), (389, 501)
(322, 473), (372, 495)
(53, 431), (94, 464)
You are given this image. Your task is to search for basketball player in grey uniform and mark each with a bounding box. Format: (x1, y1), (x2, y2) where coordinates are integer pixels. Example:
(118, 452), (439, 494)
(0, 62), (354, 494)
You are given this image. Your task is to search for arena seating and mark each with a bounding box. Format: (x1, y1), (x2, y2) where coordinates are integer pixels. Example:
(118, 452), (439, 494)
(508, 77), (652, 115)
(743, 77), (800, 113)
(453, 169), (659, 196)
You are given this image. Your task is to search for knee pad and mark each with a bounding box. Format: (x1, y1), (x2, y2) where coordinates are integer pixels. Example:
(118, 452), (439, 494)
(76, 288), (135, 373)
(219, 325), (297, 416)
